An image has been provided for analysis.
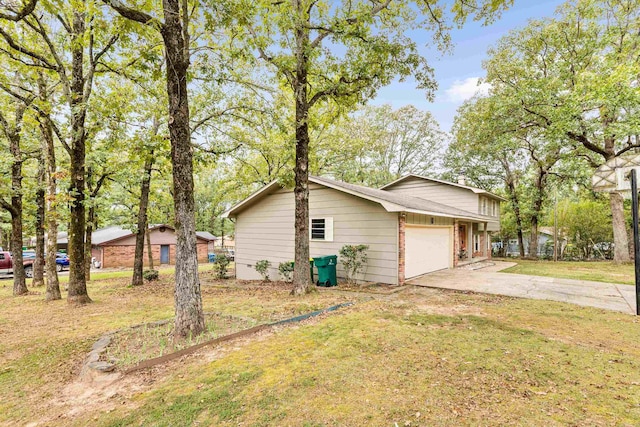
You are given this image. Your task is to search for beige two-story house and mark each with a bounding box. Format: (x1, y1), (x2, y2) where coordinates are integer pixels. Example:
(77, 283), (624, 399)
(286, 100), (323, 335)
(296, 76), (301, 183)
(223, 174), (503, 286)
(380, 174), (503, 261)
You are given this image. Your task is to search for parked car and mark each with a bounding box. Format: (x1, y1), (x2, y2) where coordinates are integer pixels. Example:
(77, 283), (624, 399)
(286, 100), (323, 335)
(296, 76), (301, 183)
(0, 251), (35, 277)
(56, 253), (70, 271)
(22, 251), (70, 272)
(225, 248), (235, 261)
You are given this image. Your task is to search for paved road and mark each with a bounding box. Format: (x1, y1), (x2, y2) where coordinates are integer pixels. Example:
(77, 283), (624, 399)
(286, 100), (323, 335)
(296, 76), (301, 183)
(407, 261), (637, 315)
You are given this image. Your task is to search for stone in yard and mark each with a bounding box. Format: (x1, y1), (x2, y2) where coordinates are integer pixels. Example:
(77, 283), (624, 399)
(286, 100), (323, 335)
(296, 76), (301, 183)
(88, 361), (116, 373)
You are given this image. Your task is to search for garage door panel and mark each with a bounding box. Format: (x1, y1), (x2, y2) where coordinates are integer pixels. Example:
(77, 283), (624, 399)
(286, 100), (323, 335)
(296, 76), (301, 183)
(405, 226), (451, 278)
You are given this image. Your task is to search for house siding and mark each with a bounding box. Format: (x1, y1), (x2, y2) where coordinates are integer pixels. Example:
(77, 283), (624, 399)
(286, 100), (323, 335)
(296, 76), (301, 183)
(478, 196), (501, 232)
(406, 212), (453, 226)
(385, 177), (479, 212)
(385, 177), (501, 231)
(235, 185), (399, 284)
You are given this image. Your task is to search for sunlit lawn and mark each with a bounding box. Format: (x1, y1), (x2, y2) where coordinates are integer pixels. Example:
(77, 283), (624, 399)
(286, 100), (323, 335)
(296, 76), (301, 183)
(500, 259), (636, 285)
(24, 262), (228, 284)
(2, 267), (640, 426)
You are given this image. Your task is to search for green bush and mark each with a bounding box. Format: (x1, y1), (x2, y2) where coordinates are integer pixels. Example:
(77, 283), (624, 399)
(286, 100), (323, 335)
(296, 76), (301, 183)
(339, 244), (369, 284)
(278, 261), (295, 282)
(213, 255), (231, 279)
(255, 259), (271, 281)
(143, 269), (159, 281)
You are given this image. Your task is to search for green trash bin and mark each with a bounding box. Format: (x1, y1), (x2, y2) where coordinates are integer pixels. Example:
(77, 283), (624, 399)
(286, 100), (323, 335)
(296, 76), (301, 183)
(314, 255), (338, 287)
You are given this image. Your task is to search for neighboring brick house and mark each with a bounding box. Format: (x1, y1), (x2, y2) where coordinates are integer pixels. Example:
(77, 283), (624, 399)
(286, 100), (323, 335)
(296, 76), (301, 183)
(60, 224), (215, 268)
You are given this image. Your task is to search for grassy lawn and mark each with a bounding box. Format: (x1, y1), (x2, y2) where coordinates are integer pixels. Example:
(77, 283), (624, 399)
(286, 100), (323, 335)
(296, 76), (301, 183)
(31, 262), (223, 284)
(2, 269), (640, 426)
(500, 259), (636, 285)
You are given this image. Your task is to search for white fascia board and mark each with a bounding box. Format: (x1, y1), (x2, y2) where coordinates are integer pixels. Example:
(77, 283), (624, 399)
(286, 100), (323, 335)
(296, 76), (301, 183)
(402, 208), (487, 222)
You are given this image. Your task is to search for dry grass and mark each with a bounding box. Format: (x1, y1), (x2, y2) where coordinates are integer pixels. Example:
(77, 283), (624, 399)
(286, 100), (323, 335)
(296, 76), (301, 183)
(2, 270), (640, 426)
(500, 259), (635, 285)
(0, 269), (351, 426)
(93, 290), (640, 427)
(104, 313), (257, 369)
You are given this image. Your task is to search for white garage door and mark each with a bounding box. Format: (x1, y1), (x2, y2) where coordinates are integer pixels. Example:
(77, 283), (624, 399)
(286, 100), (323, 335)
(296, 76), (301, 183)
(405, 226), (451, 278)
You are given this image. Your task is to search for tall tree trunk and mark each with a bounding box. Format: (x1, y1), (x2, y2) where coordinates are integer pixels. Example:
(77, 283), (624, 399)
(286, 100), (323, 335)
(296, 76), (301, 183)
(85, 169), (109, 281)
(528, 175), (546, 259)
(132, 153), (154, 286)
(9, 206), (26, 296)
(291, 2), (312, 295)
(160, 0), (204, 337)
(501, 158), (525, 258)
(40, 115), (61, 301)
(610, 192), (630, 263)
(33, 156), (45, 287)
(84, 204), (95, 281)
(146, 227), (154, 270)
(6, 113), (27, 296)
(529, 216), (539, 259)
(600, 118), (631, 263)
(67, 10), (91, 305)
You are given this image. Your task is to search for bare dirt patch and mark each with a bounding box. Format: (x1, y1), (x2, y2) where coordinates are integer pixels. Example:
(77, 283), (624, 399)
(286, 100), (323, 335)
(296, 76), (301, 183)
(51, 308), (340, 426)
(103, 312), (257, 369)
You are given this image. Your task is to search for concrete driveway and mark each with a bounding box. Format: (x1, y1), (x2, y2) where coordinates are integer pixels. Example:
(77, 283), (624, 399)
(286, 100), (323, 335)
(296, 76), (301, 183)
(407, 261), (637, 315)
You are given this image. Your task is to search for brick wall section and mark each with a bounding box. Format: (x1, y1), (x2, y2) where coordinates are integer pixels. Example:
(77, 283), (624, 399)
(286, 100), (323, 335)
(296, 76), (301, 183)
(100, 243), (210, 268)
(398, 213), (406, 285)
(453, 220), (460, 267)
(196, 243), (209, 263)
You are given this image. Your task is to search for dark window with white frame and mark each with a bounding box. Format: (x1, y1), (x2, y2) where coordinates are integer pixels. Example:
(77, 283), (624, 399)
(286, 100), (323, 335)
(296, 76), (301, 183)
(474, 234), (480, 252)
(310, 217), (333, 241)
(491, 200), (497, 216)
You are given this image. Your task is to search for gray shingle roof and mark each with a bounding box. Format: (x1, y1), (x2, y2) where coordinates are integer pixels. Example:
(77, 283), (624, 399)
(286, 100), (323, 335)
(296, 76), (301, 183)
(58, 225), (216, 245)
(310, 175), (492, 221)
(91, 226), (135, 244)
(56, 226), (130, 245)
(195, 231), (216, 241)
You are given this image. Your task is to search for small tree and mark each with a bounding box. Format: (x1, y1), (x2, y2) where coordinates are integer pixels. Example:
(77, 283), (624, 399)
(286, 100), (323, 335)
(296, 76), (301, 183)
(255, 260), (271, 281)
(213, 255), (231, 279)
(339, 244), (369, 284)
(278, 261), (295, 282)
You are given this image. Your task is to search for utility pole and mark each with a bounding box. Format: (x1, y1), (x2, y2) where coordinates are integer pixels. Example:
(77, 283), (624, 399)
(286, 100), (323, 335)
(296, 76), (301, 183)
(630, 169), (640, 315)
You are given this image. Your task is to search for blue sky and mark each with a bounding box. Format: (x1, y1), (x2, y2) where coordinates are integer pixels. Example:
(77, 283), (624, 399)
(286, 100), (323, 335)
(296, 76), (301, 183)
(373, 0), (565, 133)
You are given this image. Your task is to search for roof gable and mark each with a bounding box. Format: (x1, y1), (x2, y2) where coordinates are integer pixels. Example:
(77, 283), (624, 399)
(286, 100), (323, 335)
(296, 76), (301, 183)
(222, 180), (283, 218)
(380, 174), (506, 201)
(223, 175), (492, 222)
